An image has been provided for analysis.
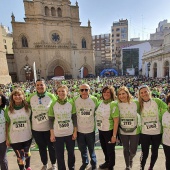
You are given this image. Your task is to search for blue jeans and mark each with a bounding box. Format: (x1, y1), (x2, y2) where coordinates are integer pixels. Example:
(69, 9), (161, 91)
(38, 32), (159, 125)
(0, 141), (8, 170)
(77, 131), (97, 167)
(54, 135), (75, 170)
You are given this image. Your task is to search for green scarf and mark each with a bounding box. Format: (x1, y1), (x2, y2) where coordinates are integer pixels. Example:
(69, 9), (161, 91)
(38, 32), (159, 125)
(14, 104), (24, 110)
(37, 92), (46, 98)
(103, 99), (112, 104)
(57, 97), (68, 105)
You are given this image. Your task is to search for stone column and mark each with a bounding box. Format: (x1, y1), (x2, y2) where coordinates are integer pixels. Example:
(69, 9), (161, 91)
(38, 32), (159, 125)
(0, 27), (12, 84)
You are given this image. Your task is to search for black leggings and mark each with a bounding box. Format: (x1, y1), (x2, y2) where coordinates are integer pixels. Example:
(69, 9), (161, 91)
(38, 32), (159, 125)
(140, 134), (162, 170)
(163, 144), (170, 170)
(10, 139), (32, 170)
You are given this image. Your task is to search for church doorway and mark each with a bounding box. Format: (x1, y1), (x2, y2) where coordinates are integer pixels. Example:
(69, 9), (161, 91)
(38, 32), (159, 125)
(54, 66), (64, 76)
(83, 67), (88, 77)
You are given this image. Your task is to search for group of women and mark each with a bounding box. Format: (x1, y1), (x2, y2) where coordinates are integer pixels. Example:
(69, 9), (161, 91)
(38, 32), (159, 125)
(0, 82), (170, 170)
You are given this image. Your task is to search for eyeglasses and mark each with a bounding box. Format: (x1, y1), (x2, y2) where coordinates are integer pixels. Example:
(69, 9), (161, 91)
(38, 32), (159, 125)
(80, 89), (89, 92)
(138, 85), (148, 90)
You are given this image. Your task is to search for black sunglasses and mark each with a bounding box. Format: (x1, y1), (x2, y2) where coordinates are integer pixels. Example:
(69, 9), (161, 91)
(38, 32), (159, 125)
(80, 89), (89, 92)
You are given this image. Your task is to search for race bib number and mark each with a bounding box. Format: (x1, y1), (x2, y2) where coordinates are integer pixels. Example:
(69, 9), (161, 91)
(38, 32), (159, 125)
(13, 121), (27, 131)
(35, 113), (49, 124)
(80, 109), (92, 117)
(96, 120), (102, 129)
(144, 121), (158, 131)
(121, 118), (135, 128)
(58, 120), (70, 130)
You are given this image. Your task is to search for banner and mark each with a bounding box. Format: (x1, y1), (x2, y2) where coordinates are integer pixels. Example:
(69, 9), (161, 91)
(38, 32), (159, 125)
(33, 62), (37, 83)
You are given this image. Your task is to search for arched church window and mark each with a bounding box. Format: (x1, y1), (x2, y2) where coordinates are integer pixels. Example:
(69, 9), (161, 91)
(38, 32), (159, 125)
(82, 38), (86, 48)
(22, 36), (28, 47)
(153, 62), (157, 78)
(45, 6), (49, 16)
(51, 7), (56, 16)
(57, 8), (62, 17)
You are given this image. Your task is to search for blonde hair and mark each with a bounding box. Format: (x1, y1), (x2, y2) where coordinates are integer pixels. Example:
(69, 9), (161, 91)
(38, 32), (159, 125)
(9, 88), (29, 113)
(138, 85), (151, 111)
(117, 86), (132, 103)
(56, 85), (68, 93)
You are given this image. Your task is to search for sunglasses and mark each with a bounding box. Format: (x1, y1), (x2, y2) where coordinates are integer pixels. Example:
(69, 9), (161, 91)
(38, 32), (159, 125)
(38, 97), (42, 104)
(138, 85), (148, 90)
(80, 89), (89, 92)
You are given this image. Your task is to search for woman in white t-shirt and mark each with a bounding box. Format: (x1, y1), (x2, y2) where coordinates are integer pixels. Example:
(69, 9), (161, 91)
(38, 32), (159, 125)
(0, 94), (8, 170)
(117, 86), (140, 170)
(49, 85), (77, 170)
(5, 88), (32, 170)
(95, 86), (119, 170)
(138, 85), (167, 170)
(162, 94), (170, 170)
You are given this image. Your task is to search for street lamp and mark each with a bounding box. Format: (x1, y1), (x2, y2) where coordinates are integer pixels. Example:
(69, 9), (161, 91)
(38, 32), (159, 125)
(24, 64), (32, 81)
(37, 69), (41, 79)
(135, 66), (138, 77)
(147, 62), (151, 78)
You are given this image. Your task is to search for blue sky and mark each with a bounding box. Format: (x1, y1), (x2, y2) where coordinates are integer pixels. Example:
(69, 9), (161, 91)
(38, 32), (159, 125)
(1, 0), (170, 40)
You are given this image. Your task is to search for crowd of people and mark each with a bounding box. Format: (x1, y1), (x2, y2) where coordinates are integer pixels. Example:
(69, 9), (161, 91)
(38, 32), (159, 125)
(0, 76), (170, 170)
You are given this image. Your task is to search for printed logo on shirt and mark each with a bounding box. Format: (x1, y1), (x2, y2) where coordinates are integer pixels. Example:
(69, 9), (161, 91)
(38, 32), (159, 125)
(58, 120), (70, 130)
(144, 121), (158, 131)
(13, 121), (27, 131)
(80, 108), (92, 117)
(121, 118), (135, 128)
(34, 113), (49, 124)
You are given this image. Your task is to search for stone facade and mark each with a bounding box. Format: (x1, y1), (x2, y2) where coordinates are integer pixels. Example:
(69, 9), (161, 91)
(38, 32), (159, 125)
(142, 33), (170, 78)
(12, 0), (95, 81)
(0, 25), (12, 84)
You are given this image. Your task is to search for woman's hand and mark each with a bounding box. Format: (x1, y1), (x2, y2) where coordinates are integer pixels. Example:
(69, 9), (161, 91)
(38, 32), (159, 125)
(72, 129), (77, 140)
(50, 129), (56, 142)
(111, 136), (116, 143)
(6, 139), (10, 147)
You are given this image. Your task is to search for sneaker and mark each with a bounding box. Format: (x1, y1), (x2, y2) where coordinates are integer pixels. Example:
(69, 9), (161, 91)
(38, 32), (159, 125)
(129, 160), (133, 168)
(79, 164), (88, 170)
(51, 164), (57, 170)
(92, 166), (97, 170)
(26, 168), (32, 170)
(125, 167), (131, 170)
(148, 167), (153, 170)
(41, 164), (48, 170)
(99, 162), (109, 169)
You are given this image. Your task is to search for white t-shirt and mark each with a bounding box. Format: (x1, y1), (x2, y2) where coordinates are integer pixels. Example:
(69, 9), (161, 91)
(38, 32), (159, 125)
(75, 96), (97, 133)
(141, 100), (161, 135)
(162, 111), (170, 146)
(51, 102), (74, 137)
(0, 109), (6, 143)
(30, 94), (53, 131)
(5, 107), (32, 144)
(118, 101), (141, 135)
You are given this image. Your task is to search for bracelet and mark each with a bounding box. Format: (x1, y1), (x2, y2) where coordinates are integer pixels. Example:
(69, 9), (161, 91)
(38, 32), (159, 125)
(112, 135), (116, 138)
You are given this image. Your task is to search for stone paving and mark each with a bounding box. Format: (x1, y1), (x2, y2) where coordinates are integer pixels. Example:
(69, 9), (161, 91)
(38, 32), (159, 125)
(7, 148), (166, 170)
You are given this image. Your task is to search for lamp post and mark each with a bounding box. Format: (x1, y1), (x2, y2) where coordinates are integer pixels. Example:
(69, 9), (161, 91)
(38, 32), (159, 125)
(37, 69), (41, 79)
(135, 66), (138, 77)
(24, 64), (32, 81)
(147, 62), (151, 78)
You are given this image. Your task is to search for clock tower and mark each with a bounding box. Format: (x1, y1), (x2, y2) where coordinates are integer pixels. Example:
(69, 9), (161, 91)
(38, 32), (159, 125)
(11, 0), (95, 81)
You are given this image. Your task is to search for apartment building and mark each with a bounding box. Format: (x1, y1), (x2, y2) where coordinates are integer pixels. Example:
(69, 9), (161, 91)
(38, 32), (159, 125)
(150, 20), (170, 40)
(111, 19), (128, 64)
(92, 33), (111, 67)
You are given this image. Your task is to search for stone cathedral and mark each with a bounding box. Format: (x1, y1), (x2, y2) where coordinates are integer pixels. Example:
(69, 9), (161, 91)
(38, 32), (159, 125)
(12, 0), (95, 81)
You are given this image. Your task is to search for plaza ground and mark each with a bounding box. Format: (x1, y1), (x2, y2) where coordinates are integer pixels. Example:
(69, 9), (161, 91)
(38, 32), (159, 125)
(7, 147), (166, 170)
